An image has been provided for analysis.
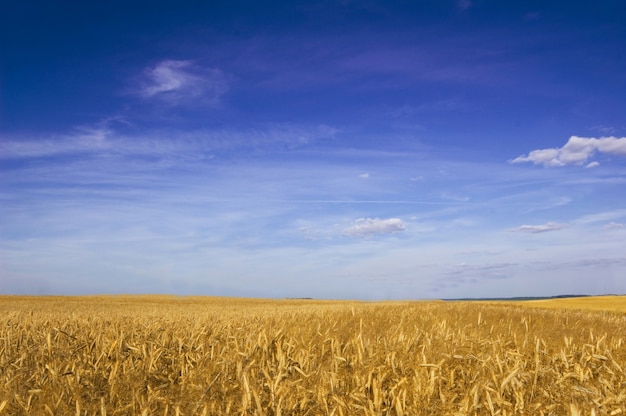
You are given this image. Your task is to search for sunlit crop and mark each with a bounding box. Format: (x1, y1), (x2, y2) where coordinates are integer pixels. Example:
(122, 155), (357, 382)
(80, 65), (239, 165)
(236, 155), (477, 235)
(1, 296), (625, 415)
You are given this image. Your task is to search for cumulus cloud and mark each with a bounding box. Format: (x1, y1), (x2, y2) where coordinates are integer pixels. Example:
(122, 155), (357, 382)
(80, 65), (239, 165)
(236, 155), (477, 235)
(137, 60), (229, 105)
(343, 218), (406, 237)
(510, 222), (567, 234)
(510, 136), (626, 167)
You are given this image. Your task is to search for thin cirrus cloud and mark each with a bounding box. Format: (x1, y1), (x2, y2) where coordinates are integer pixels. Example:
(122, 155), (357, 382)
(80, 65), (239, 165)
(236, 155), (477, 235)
(510, 136), (626, 168)
(0, 125), (116, 160)
(136, 60), (230, 106)
(0, 122), (338, 161)
(343, 218), (407, 237)
(509, 222), (568, 234)
(603, 222), (626, 231)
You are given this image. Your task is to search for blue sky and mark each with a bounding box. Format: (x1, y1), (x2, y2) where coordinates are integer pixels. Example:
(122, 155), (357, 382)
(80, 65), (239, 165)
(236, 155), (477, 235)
(1, 0), (625, 299)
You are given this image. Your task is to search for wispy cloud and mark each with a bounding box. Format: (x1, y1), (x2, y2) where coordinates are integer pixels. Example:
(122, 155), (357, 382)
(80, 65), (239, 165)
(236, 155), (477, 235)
(0, 125), (113, 159)
(343, 218), (406, 237)
(544, 257), (626, 270)
(603, 222), (625, 231)
(440, 262), (516, 287)
(510, 136), (626, 167)
(136, 60), (230, 106)
(0, 123), (337, 161)
(440, 192), (470, 202)
(574, 210), (626, 225)
(510, 222), (568, 234)
(448, 262), (516, 278)
(590, 125), (617, 135)
(457, 0), (472, 11)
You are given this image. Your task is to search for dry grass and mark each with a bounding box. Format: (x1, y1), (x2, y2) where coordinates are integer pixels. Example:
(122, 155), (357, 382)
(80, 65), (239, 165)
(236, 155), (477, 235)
(517, 296), (626, 313)
(1, 295), (625, 415)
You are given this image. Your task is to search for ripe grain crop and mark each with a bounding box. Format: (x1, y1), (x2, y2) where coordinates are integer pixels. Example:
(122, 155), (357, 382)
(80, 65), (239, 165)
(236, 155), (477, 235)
(517, 296), (626, 314)
(1, 295), (625, 415)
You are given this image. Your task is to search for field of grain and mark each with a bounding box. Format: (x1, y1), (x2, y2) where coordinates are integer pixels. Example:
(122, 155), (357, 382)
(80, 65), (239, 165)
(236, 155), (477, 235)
(1, 295), (625, 415)
(518, 296), (626, 314)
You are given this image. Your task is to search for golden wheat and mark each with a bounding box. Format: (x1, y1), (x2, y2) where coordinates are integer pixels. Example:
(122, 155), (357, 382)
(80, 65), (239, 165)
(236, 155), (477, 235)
(1, 295), (625, 415)
(514, 296), (626, 313)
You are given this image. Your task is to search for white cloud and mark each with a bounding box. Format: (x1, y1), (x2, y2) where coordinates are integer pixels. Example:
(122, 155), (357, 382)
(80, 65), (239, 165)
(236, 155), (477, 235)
(0, 123), (338, 161)
(138, 60), (229, 105)
(0, 126), (113, 159)
(359, 173), (370, 179)
(510, 136), (626, 167)
(574, 210), (626, 225)
(510, 222), (568, 234)
(603, 222), (625, 231)
(343, 218), (406, 237)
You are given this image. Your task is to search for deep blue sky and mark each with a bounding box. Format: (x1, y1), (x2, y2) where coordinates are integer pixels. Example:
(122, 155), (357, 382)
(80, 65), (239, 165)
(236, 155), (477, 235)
(2, 0), (625, 298)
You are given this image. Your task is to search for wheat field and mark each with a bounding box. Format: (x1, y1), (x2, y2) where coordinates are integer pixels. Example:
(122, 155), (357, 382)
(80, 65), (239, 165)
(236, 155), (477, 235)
(1, 295), (625, 415)
(514, 296), (626, 314)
